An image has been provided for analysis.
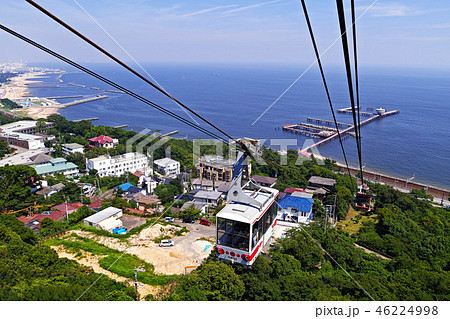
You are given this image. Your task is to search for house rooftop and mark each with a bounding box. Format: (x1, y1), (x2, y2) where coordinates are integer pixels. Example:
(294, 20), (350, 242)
(278, 195), (314, 212)
(51, 202), (83, 213)
(88, 199), (104, 209)
(198, 155), (233, 169)
(84, 207), (122, 224)
(118, 182), (134, 192)
(89, 135), (113, 144)
(32, 158), (78, 175)
(62, 143), (84, 149)
(194, 190), (222, 201)
(154, 157), (179, 166)
(251, 175), (277, 185)
(308, 176), (336, 187)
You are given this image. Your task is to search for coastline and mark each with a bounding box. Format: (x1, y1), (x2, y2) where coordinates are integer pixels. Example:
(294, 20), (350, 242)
(1, 71), (63, 119)
(313, 154), (450, 201)
(2, 67), (448, 199)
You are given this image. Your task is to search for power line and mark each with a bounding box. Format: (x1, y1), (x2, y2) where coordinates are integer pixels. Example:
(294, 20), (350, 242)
(0, 24), (229, 144)
(335, 0), (364, 183)
(299, 0), (352, 178)
(26, 0), (238, 144)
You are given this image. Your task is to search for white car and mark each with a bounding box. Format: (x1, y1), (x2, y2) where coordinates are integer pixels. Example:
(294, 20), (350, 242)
(159, 239), (174, 247)
(165, 217), (175, 223)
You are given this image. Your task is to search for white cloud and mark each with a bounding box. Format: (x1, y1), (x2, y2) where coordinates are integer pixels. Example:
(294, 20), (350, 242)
(181, 5), (239, 17)
(223, 0), (281, 14)
(364, 3), (422, 17)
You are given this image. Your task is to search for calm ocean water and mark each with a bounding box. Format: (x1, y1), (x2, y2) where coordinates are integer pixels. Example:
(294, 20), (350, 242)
(29, 63), (450, 189)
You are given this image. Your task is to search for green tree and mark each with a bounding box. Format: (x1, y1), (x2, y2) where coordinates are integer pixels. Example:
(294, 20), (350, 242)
(174, 261), (245, 300)
(66, 152), (86, 171)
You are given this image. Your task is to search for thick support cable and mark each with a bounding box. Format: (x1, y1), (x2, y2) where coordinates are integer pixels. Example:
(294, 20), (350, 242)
(299, 0), (352, 177)
(26, 0), (238, 144)
(335, 0), (364, 183)
(351, 0), (362, 156)
(0, 24), (229, 144)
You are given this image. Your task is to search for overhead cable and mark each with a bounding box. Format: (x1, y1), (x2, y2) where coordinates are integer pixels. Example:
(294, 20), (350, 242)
(0, 24), (229, 144)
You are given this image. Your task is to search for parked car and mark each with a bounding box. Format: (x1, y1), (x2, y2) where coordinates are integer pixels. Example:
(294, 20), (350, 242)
(200, 218), (211, 226)
(183, 217), (195, 223)
(165, 217), (175, 223)
(159, 239), (174, 247)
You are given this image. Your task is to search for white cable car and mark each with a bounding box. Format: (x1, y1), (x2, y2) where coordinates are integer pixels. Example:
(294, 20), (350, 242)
(216, 139), (279, 266)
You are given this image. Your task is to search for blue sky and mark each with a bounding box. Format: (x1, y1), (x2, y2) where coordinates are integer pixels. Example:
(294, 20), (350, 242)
(1, 0), (450, 68)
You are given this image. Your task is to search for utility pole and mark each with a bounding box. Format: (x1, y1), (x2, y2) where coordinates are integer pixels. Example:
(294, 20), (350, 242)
(324, 205), (331, 234)
(333, 195), (337, 226)
(132, 267), (145, 301)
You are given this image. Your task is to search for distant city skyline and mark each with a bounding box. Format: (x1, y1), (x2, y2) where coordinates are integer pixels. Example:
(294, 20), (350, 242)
(1, 0), (450, 68)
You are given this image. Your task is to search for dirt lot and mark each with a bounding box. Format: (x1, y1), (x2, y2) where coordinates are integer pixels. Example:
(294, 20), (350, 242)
(120, 214), (146, 230)
(64, 220), (216, 275)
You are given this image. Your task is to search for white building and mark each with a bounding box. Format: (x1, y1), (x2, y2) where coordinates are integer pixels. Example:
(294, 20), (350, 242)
(62, 143), (84, 155)
(86, 152), (150, 177)
(0, 120), (53, 150)
(83, 207), (123, 232)
(193, 190), (222, 207)
(153, 157), (180, 176)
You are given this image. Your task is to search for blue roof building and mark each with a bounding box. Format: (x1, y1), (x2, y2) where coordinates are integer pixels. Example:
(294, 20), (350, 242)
(278, 195), (314, 224)
(118, 182), (134, 192)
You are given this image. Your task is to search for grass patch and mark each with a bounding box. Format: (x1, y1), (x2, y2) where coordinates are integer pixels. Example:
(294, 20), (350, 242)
(46, 233), (178, 286)
(153, 235), (171, 244)
(174, 227), (189, 237)
(339, 207), (377, 235)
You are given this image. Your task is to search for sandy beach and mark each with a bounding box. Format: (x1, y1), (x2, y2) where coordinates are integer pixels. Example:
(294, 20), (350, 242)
(1, 71), (63, 119)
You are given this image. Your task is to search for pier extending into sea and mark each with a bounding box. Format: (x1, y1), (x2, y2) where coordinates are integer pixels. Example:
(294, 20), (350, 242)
(282, 106), (400, 152)
(61, 95), (108, 107)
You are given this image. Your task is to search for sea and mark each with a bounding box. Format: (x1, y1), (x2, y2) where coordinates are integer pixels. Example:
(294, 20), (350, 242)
(27, 63), (450, 189)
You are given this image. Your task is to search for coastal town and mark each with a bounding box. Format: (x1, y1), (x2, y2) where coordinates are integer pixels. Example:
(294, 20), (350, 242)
(0, 62), (449, 303)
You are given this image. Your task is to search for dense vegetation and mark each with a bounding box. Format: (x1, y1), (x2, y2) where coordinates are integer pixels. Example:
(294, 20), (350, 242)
(0, 215), (135, 301)
(0, 98), (21, 109)
(0, 165), (40, 212)
(170, 185), (449, 301)
(0, 139), (12, 159)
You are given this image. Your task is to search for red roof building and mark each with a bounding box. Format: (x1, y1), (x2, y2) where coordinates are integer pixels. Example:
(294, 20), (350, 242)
(51, 202), (83, 214)
(132, 171), (144, 178)
(17, 210), (67, 232)
(88, 199), (104, 211)
(88, 135), (117, 148)
(284, 188), (306, 195)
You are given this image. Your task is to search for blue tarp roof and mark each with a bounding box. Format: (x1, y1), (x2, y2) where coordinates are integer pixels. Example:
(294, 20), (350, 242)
(118, 182), (134, 191)
(278, 195), (313, 213)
